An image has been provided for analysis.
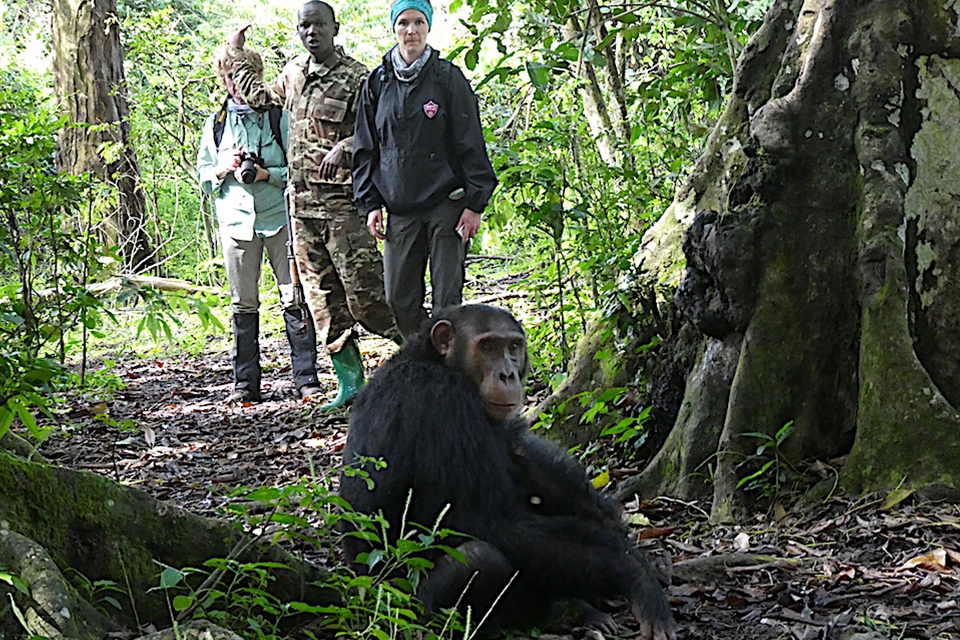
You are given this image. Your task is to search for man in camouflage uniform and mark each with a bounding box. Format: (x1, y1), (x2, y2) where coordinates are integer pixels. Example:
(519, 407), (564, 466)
(226, 0), (399, 410)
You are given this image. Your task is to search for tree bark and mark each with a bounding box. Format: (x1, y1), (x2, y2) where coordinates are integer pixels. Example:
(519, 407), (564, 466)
(561, 9), (630, 167)
(0, 530), (118, 640)
(585, 0), (631, 155)
(611, 0), (960, 518)
(51, 0), (154, 272)
(0, 452), (335, 629)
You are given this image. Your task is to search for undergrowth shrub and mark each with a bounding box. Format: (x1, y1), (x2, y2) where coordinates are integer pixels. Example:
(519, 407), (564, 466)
(160, 465), (480, 640)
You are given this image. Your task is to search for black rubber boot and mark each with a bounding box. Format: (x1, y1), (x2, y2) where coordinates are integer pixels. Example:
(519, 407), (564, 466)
(227, 312), (261, 403)
(283, 306), (322, 399)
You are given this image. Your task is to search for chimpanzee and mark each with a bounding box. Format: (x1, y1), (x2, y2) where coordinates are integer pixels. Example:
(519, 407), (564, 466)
(339, 304), (676, 640)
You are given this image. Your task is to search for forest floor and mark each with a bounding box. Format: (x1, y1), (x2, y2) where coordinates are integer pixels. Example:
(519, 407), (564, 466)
(28, 276), (960, 640)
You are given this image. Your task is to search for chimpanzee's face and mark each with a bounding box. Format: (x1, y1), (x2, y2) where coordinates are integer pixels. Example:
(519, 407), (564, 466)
(461, 328), (526, 421)
(431, 311), (528, 422)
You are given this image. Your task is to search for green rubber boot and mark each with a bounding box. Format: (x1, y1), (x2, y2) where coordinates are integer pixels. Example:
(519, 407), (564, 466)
(320, 338), (365, 411)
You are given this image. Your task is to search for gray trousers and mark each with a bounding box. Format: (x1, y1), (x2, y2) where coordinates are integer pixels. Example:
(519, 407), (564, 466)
(221, 228), (294, 314)
(222, 226), (319, 391)
(383, 197), (466, 340)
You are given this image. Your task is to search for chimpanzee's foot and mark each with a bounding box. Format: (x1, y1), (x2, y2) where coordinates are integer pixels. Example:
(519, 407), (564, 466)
(631, 600), (676, 640)
(572, 600), (617, 636)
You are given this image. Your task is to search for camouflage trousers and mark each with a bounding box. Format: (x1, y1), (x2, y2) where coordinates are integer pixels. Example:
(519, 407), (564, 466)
(292, 195), (399, 353)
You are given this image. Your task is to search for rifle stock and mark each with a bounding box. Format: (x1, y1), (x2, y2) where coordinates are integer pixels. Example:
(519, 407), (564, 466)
(285, 188), (307, 308)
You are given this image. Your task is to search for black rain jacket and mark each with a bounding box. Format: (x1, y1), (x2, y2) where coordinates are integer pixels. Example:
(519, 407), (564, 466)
(352, 49), (498, 216)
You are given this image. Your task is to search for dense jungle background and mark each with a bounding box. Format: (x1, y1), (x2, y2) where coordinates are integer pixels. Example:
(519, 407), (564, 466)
(2, 0), (960, 638)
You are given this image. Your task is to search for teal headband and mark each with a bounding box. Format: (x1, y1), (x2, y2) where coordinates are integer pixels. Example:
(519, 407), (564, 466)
(391, 0), (432, 29)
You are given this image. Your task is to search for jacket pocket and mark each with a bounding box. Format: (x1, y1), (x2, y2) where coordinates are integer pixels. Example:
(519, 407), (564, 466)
(377, 149), (459, 212)
(314, 97), (347, 123)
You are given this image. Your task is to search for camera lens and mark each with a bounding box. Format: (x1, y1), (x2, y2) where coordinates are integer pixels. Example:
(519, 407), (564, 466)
(239, 158), (257, 184)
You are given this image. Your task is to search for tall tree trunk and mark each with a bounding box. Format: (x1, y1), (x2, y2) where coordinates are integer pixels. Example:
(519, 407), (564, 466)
(51, 0), (154, 273)
(615, 0), (960, 519)
(584, 0), (631, 163)
(560, 1), (633, 168)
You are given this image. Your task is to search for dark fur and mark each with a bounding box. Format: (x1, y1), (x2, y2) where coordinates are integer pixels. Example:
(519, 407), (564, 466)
(339, 305), (674, 635)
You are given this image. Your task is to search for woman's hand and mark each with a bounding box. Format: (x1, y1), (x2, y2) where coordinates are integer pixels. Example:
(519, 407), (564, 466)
(252, 165), (270, 182)
(367, 209), (386, 240)
(216, 148), (242, 179)
(456, 208), (482, 244)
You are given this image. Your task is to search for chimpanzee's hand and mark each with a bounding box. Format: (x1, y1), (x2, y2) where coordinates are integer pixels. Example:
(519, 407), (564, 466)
(577, 601), (618, 636)
(631, 591), (677, 640)
(228, 25), (251, 49)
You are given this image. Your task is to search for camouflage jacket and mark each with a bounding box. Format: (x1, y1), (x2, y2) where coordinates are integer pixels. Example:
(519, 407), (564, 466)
(228, 46), (367, 212)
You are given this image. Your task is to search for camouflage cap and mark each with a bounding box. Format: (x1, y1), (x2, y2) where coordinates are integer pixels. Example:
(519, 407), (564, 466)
(214, 44), (264, 85)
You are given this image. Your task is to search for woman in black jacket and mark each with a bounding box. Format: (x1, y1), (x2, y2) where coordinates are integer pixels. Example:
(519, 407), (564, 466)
(352, 0), (498, 340)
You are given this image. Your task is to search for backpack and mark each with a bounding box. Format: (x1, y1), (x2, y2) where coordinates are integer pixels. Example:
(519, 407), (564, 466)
(211, 97), (287, 165)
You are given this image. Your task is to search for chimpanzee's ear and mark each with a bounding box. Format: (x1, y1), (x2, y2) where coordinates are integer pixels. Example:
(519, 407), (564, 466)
(430, 319), (455, 356)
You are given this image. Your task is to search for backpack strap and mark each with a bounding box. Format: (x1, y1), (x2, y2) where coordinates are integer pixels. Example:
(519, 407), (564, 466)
(371, 55), (452, 109)
(267, 107), (287, 166)
(212, 97), (230, 148)
(372, 62), (388, 104)
(212, 98), (287, 166)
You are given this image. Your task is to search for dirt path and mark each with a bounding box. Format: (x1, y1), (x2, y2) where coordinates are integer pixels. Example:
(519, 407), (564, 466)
(32, 323), (960, 640)
(38, 329), (392, 518)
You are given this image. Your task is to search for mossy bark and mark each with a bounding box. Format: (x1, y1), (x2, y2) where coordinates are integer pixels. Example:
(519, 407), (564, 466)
(844, 50), (960, 496)
(0, 452), (334, 629)
(614, 0), (960, 518)
(617, 335), (741, 502)
(528, 312), (634, 445)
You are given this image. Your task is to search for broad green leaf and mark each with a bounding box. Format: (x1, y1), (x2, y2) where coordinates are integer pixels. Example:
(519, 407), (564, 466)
(159, 567), (184, 589)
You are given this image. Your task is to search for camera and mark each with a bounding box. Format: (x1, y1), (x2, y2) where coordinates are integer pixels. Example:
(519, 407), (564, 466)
(238, 151), (263, 184)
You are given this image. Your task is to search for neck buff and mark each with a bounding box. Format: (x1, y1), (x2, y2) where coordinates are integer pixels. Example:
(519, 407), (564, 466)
(227, 98), (254, 116)
(390, 44), (433, 83)
(390, 0), (432, 29)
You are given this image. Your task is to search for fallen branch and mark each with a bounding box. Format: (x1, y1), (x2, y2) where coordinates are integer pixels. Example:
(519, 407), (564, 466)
(135, 621), (244, 640)
(469, 292), (526, 305)
(87, 276), (225, 297)
(465, 254), (514, 263)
